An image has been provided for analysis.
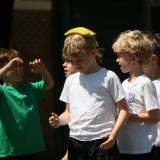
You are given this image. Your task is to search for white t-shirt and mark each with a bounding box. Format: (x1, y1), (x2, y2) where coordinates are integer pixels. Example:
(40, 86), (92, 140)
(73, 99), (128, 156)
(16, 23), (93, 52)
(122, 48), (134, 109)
(118, 74), (159, 154)
(153, 78), (160, 146)
(60, 68), (126, 141)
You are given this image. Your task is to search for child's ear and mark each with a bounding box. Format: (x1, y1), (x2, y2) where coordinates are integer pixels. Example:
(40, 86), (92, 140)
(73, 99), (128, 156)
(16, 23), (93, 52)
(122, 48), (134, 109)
(91, 49), (96, 56)
(151, 54), (158, 63)
(131, 54), (138, 63)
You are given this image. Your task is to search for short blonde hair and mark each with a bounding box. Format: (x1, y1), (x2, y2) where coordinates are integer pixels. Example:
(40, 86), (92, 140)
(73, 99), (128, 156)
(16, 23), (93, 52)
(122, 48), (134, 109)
(112, 30), (154, 65)
(62, 34), (103, 64)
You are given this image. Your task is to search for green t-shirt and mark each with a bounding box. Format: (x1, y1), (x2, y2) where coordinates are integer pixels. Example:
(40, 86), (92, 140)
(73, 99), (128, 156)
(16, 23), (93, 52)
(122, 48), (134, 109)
(0, 80), (46, 157)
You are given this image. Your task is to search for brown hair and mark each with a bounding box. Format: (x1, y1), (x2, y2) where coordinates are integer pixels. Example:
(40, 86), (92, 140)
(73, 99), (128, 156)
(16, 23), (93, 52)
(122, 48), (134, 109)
(0, 48), (22, 68)
(145, 32), (160, 65)
(62, 34), (103, 64)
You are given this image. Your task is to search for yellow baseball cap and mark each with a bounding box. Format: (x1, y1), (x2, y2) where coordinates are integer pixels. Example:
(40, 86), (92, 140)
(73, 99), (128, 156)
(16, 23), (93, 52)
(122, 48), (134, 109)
(64, 27), (96, 37)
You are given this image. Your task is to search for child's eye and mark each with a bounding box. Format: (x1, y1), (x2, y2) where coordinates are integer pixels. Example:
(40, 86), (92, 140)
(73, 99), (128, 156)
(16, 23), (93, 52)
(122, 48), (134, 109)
(116, 54), (121, 58)
(66, 60), (71, 63)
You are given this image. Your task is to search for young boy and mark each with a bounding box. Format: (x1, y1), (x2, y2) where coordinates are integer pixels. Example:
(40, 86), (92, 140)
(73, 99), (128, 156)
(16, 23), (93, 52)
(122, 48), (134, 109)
(49, 27), (129, 160)
(61, 60), (77, 160)
(0, 48), (54, 159)
(112, 30), (160, 160)
(49, 52), (78, 160)
(143, 32), (160, 160)
(53, 52), (103, 160)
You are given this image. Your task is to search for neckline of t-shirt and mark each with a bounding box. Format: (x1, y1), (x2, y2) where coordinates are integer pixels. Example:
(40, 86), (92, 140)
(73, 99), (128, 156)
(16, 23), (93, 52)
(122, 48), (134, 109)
(80, 67), (105, 77)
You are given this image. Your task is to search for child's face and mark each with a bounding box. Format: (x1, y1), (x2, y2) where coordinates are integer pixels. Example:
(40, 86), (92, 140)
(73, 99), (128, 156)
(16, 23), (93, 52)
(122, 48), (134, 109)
(116, 53), (134, 73)
(5, 63), (24, 83)
(68, 53), (96, 74)
(63, 61), (77, 77)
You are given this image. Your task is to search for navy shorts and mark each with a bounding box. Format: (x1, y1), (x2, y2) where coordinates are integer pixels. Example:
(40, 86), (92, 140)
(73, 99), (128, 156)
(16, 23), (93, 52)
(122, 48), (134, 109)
(68, 137), (119, 160)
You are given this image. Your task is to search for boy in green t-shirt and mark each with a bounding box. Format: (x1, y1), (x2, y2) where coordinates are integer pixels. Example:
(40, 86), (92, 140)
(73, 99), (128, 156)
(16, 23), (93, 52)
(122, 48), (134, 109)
(0, 48), (54, 159)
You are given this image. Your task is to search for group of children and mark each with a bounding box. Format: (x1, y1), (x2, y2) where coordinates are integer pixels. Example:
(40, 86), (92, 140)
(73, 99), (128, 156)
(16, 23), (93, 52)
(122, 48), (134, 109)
(0, 27), (160, 160)
(48, 27), (160, 160)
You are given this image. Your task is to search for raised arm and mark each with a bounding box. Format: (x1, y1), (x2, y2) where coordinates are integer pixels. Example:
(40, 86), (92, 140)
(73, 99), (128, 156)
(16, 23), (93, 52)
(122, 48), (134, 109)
(0, 57), (23, 79)
(29, 59), (54, 90)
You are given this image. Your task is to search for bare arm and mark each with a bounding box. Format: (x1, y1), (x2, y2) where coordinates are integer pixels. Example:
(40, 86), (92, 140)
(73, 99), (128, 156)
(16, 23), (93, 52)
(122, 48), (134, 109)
(111, 98), (129, 138)
(100, 98), (129, 150)
(129, 109), (160, 122)
(0, 57), (23, 79)
(29, 59), (54, 90)
(0, 65), (9, 79)
(49, 103), (71, 128)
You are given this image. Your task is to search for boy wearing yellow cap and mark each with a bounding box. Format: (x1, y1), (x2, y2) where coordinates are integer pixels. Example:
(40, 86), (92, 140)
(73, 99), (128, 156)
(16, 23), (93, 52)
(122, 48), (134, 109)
(49, 27), (129, 160)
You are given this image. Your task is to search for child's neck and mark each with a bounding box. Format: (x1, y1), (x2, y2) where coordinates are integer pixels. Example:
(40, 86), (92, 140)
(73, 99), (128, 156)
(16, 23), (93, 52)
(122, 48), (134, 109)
(149, 67), (160, 81)
(85, 63), (101, 74)
(128, 67), (144, 83)
(92, 64), (101, 73)
(3, 82), (19, 87)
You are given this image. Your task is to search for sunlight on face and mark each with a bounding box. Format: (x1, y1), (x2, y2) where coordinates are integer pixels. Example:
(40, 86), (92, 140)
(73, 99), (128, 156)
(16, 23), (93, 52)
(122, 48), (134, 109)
(68, 54), (94, 74)
(63, 61), (77, 77)
(116, 53), (133, 73)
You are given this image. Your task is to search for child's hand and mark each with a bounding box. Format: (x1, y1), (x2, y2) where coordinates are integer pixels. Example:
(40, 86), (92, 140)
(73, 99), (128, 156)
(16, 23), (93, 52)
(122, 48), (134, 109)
(0, 57), (23, 79)
(29, 59), (45, 74)
(3, 57), (23, 74)
(30, 58), (54, 91)
(99, 132), (116, 150)
(49, 112), (60, 128)
(7, 57), (23, 71)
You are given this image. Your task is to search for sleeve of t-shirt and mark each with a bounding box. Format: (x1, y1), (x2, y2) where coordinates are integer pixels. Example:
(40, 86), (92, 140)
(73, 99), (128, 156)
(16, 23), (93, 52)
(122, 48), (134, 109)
(30, 80), (46, 101)
(59, 78), (69, 103)
(107, 71), (126, 103)
(143, 81), (159, 111)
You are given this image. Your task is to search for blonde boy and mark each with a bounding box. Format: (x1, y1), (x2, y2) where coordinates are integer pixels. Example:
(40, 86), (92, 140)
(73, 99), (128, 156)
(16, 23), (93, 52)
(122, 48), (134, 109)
(112, 30), (160, 160)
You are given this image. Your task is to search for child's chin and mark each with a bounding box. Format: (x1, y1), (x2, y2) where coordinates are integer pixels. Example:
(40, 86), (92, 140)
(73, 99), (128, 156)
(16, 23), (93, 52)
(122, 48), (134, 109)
(121, 69), (128, 73)
(122, 71), (128, 74)
(17, 78), (23, 82)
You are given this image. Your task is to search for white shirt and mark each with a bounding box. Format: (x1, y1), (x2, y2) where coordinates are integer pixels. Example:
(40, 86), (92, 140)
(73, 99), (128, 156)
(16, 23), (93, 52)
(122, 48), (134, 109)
(118, 74), (159, 154)
(60, 68), (126, 141)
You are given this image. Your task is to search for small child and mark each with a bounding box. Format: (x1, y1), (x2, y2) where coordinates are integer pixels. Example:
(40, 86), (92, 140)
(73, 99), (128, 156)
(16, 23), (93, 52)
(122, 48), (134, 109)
(0, 48), (54, 160)
(112, 30), (160, 160)
(61, 51), (103, 160)
(49, 27), (129, 160)
(61, 60), (77, 160)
